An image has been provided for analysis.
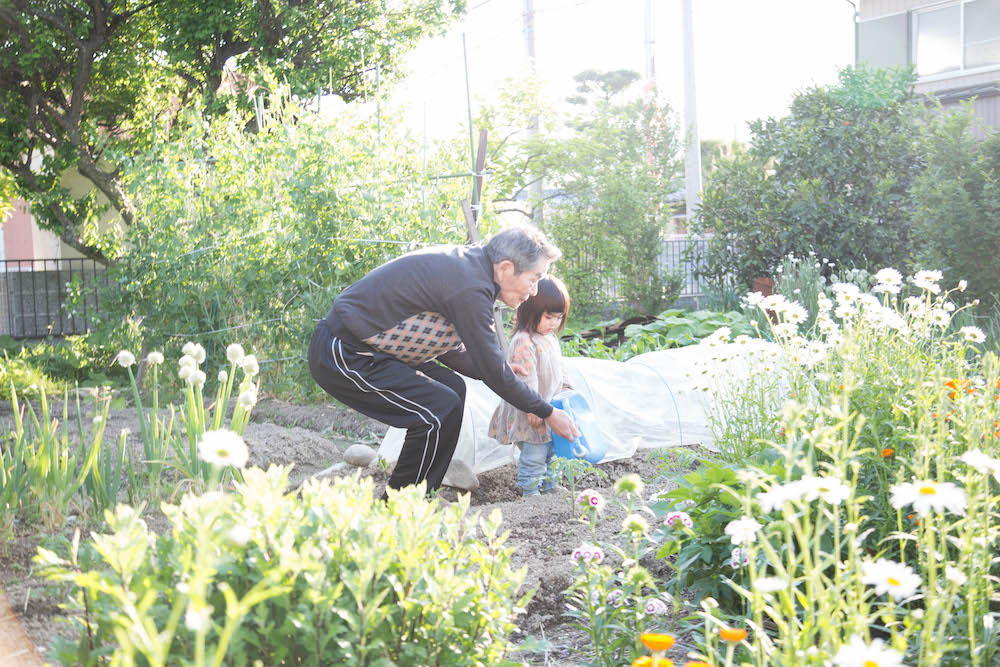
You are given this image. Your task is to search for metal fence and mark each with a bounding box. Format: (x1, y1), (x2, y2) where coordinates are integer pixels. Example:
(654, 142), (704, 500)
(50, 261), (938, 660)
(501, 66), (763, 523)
(0, 258), (105, 338)
(659, 236), (708, 298)
(569, 236), (710, 312)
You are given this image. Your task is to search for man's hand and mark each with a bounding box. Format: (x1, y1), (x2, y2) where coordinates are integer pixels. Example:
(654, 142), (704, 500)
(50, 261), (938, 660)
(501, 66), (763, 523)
(510, 362), (529, 377)
(545, 408), (580, 441)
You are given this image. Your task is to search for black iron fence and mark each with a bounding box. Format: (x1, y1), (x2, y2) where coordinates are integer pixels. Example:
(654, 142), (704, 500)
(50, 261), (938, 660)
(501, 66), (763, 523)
(0, 258), (105, 339)
(659, 236), (708, 298)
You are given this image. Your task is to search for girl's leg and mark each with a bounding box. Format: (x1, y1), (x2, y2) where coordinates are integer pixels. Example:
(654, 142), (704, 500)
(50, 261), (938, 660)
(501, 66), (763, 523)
(517, 442), (550, 495)
(541, 442), (557, 493)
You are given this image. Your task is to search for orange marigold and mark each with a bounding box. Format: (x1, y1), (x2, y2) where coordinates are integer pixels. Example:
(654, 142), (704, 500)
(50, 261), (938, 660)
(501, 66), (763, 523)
(881, 448), (894, 458)
(719, 627), (748, 643)
(685, 662), (716, 667)
(640, 633), (676, 652)
(945, 378), (972, 399)
(633, 658), (673, 667)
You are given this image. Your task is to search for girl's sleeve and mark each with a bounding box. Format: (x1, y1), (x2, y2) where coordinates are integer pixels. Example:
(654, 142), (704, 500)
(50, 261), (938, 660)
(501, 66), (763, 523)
(509, 335), (541, 395)
(561, 360), (573, 391)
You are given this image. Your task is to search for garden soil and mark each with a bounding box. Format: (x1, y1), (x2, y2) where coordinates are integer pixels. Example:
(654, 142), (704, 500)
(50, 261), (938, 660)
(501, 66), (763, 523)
(0, 397), (702, 666)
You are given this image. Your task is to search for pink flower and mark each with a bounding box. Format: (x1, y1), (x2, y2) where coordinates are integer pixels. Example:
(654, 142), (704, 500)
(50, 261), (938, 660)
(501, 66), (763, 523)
(576, 489), (606, 513)
(571, 544), (605, 565)
(664, 511), (693, 529)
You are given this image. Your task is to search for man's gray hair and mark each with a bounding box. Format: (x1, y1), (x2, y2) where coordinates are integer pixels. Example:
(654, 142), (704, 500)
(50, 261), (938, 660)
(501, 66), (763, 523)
(483, 225), (562, 273)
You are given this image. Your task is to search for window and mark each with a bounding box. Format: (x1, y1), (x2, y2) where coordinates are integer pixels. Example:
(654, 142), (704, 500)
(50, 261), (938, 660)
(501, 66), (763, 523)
(858, 13), (909, 69)
(913, 0), (1000, 76)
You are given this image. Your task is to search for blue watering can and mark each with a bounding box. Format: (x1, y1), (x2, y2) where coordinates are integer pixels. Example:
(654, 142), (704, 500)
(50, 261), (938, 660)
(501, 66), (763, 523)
(550, 390), (606, 465)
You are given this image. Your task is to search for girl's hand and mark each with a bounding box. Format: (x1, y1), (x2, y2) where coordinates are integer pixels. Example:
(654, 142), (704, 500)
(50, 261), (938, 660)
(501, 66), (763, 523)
(527, 413), (543, 427)
(509, 362), (529, 377)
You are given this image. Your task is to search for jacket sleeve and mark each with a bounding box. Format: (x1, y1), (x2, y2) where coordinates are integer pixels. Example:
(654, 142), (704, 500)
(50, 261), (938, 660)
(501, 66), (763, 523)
(439, 288), (553, 419)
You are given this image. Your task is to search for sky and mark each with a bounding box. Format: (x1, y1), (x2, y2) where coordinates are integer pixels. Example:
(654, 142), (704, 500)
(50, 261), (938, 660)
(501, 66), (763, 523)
(390, 0), (857, 143)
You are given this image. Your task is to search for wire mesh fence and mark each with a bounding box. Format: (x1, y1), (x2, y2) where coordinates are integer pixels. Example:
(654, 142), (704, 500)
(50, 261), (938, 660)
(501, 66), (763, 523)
(0, 258), (105, 339)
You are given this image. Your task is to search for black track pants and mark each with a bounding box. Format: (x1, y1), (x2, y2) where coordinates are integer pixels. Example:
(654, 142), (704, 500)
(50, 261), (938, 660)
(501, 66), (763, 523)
(308, 321), (466, 492)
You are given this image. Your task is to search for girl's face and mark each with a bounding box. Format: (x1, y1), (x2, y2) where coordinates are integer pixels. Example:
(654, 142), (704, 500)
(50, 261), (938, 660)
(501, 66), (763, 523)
(535, 311), (564, 336)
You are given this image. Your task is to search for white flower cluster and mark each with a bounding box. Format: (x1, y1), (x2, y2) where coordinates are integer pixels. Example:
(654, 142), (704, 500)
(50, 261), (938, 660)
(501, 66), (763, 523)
(571, 544), (605, 565)
(757, 475), (850, 513)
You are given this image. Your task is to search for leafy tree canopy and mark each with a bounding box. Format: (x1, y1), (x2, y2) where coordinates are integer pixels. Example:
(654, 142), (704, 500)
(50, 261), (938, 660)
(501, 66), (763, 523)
(0, 0), (465, 259)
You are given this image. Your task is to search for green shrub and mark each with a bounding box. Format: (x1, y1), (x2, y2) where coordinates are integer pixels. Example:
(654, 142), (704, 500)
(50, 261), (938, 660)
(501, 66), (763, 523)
(541, 73), (683, 317)
(94, 86), (477, 398)
(36, 470), (528, 665)
(910, 104), (1000, 306)
(693, 66), (921, 288)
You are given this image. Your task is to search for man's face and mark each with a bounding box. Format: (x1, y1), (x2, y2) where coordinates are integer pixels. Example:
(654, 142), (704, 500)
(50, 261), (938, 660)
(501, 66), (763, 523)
(495, 259), (550, 309)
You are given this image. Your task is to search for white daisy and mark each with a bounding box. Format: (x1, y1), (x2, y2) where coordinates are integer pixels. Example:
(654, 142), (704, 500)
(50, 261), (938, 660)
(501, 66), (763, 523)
(913, 270), (943, 294)
(197, 429), (249, 468)
(725, 516), (763, 545)
(960, 326), (986, 344)
(929, 308), (950, 328)
(753, 576), (789, 593)
(873, 268), (903, 294)
(783, 303), (808, 324)
(798, 475), (851, 505)
(757, 480), (807, 513)
(890, 480), (967, 517)
(832, 633), (904, 667)
(945, 565), (968, 587)
(862, 559), (921, 601)
(960, 449), (1000, 480)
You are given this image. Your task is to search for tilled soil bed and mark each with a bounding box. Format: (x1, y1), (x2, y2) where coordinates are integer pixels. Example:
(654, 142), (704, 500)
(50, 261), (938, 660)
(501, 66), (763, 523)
(1, 397), (701, 665)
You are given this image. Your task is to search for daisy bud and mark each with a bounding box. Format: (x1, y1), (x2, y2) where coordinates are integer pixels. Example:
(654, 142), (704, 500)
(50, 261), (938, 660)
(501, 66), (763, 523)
(621, 514), (649, 536)
(614, 473), (645, 496)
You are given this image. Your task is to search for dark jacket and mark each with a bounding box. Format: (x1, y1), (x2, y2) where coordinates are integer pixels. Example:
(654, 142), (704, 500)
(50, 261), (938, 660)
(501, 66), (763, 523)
(324, 245), (554, 419)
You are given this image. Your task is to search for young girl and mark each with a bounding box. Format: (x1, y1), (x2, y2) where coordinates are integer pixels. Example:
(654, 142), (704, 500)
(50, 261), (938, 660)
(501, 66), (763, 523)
(488, 276), (573, 496)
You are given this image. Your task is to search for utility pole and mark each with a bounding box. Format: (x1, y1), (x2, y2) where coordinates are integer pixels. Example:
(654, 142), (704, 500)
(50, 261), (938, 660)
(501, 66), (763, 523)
(644, 0), (655, 82)
(524, 0), (543, 226)
(681, 0), (702, 219)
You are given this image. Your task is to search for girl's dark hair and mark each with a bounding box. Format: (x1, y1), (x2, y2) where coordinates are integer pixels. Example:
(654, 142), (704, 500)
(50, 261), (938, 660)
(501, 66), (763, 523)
(513, 276), (570, 335)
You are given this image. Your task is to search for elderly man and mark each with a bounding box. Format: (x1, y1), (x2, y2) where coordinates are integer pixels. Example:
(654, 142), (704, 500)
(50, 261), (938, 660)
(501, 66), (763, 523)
(308, 225), (579, 496)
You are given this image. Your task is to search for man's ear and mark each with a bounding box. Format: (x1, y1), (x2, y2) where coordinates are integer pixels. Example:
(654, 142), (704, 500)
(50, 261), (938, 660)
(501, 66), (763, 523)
(494, 259), (515, 282)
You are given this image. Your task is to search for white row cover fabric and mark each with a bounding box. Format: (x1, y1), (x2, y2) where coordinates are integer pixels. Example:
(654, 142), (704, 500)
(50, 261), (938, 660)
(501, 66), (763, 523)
(376, 341), (784, 474)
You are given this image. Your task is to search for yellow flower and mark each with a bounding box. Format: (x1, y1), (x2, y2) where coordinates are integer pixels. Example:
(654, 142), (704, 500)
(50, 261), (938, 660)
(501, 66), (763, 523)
(719, 626), (748, 643)
(640, 632), (676, 652)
